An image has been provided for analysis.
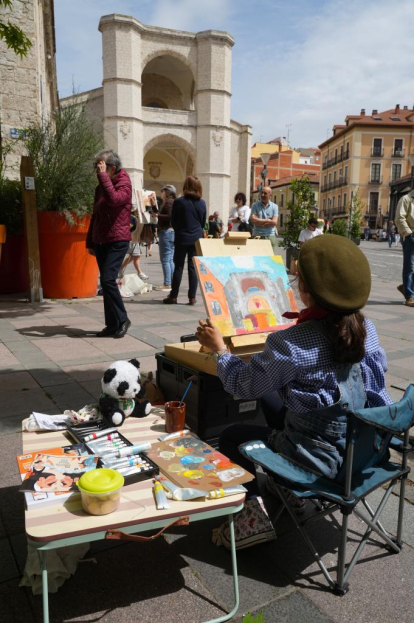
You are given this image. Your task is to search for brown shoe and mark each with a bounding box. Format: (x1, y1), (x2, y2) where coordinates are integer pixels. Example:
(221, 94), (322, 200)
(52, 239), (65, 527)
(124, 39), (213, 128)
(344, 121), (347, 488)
(188, 298), (197, 305)
(397, 284), (405, 297)
(163, 297), (177, 304)
(405, 298), (414, 307)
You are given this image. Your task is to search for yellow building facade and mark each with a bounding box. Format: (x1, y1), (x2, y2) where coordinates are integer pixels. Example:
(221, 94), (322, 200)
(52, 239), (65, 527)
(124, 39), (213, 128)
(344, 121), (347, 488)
(319, 106), (414, 230)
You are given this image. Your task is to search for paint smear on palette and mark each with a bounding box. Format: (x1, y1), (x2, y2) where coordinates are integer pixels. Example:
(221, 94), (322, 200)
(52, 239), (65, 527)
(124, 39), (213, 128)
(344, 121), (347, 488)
(180, 455), (204, 465)
(183, 469), (203, 479)
(167, 463), (186, 474)
(209, 481), (224, 488)
(160, 451), (175, 460)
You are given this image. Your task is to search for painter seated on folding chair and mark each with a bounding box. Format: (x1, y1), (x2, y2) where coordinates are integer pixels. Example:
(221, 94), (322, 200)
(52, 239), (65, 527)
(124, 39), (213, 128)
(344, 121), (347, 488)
(196, 235), (397, 556)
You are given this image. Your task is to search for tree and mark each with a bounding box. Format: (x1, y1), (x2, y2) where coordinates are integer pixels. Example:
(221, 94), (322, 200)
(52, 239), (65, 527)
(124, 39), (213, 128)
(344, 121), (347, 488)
(22, 102), (103, 219)
(279, 175), (316, 248)
(332, 218), (348, 237)
(0, 0), (32, 57)
(349, 190), (365, 239)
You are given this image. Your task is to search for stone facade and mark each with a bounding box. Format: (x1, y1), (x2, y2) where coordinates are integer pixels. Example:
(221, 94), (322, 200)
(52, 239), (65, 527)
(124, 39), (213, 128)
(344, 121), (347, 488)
(62, 14), (251, 220)
(0, 0), (58, 179)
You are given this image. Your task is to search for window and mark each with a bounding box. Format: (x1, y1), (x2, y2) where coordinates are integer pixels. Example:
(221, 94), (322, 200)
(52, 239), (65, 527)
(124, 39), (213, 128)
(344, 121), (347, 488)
(332, 196), (336, 209)
(391, 163), (402, 181)
(369, 192), (379, 210)
(324, 155), (328, 167)
(338, 194), (341, 208)
(199, 263), (208, 275)
(340, 145), (344, 157)
(390, 116), (401, 121)
(323, 176), (327, 187)
(372, 116), (382, 121)
(394, 139), (403, 156)
(328, 173), (331, 185)
(211, 301), (222, 315)
(343, 193), (347, 208)
(280, 193), (284, 207)
(346, 142), (350, 155)
(344, 165), (348, 181)
(371, 163), (381, 182)
(339, 168), (343, 179)
(273, 196), (277, 203)
(333, 171), (337, 183)
(323, 199), (326, 212)
(279, 214), (283, 227)
(372, 138), (382, 157)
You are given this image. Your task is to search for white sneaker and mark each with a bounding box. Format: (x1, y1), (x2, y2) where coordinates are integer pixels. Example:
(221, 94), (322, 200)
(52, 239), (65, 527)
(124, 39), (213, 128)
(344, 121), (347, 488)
(212, 497), (276, 550)
(154, 284), (171, 291)
(138, 273), (148, 281)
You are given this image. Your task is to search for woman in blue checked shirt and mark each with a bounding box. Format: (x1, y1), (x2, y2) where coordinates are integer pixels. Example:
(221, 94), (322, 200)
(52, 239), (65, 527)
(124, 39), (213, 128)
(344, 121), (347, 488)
(196, 234), (392, 550)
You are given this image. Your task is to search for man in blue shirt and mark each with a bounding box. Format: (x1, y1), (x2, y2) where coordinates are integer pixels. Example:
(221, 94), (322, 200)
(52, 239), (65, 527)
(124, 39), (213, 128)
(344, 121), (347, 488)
(250, 186), (279, 252)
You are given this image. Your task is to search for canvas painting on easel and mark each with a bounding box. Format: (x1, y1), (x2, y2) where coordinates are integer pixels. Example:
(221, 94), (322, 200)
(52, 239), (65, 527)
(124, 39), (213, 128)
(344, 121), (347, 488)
(194, 255), (298, 337)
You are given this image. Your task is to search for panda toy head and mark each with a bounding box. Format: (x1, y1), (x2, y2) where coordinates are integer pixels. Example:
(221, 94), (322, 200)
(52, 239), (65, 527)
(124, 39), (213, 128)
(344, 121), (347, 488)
(101, 359), (142, 400)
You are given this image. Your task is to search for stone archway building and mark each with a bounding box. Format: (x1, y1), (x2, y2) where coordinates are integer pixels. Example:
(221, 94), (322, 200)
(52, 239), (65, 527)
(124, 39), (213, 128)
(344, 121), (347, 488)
(62, 14), (251, 219)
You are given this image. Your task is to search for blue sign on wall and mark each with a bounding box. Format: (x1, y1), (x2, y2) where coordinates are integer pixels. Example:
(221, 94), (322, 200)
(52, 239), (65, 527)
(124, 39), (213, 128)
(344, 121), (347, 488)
(10, 128), (26, 139)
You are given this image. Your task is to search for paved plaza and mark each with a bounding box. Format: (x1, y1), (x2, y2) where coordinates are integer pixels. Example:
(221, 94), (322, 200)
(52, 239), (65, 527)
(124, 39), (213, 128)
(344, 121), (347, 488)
(1, 242), (414, 622)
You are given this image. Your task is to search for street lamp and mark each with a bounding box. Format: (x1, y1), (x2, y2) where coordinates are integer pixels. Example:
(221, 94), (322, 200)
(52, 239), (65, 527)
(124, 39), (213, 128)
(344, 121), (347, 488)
(260, 152), (271, 190)
(409, 152), (414, 190)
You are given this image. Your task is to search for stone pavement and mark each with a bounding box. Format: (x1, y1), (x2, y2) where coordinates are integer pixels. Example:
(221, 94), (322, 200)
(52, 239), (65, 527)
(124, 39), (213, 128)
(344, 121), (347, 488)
(0, 245), (413, 622)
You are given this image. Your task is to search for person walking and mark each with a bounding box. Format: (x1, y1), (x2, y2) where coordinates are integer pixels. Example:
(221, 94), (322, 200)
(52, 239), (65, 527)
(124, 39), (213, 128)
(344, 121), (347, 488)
(387, 220), (396, 248)
(250, 187), (279, 252)
(86, 149), (132, 338)
(363, 225), (370, 241)
(395, 190), (414, 307)
(154, 184), (176, 291)
(163, 176), (206, 306)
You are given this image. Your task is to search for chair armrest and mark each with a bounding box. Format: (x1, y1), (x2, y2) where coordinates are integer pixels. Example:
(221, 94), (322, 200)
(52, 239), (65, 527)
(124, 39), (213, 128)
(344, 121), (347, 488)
(351, 385), (414, 434)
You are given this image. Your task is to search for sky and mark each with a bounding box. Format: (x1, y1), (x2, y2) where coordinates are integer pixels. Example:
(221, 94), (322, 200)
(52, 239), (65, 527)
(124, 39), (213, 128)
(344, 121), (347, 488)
(55, 0), (414, 149)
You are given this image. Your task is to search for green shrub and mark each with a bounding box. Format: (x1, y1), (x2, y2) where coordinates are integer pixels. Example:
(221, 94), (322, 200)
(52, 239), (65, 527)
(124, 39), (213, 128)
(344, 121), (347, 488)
(0, 177), (23, 235)
(332, 218), (348, 237)
(23, 102), (103, 219)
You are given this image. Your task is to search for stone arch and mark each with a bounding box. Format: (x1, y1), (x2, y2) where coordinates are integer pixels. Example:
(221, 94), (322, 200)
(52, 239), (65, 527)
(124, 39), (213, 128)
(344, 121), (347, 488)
(144, 133), (196, 164)
(142, 49), (196, 78)
(141, 52), (195, 111)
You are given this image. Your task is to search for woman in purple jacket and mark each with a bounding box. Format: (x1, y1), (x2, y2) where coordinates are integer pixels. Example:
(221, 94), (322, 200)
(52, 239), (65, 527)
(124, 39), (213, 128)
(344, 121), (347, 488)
(86, 150), (132, 338)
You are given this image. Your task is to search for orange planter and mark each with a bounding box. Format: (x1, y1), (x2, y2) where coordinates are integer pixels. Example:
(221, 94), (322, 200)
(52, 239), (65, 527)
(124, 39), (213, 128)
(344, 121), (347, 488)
(37, 212), (99, 299)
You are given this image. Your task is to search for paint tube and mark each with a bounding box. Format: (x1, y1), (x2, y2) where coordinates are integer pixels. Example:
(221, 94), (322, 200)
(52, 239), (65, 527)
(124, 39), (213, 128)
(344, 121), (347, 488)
(158, 429), (193, 442)
(153, 480), (169, 509)
(207, 485), (247, 499)
(84, 428), (118, 441)
(158, 477), (206, 501)
(117, 442), (151, 458)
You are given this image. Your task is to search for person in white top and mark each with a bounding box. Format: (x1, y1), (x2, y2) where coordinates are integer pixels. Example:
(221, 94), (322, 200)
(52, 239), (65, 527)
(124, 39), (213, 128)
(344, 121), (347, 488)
(298, 218), (323, 247)
(228, 192), (251, 232)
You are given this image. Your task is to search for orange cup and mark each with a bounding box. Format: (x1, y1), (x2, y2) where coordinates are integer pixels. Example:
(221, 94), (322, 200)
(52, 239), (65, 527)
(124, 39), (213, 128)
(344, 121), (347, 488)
(164, 401), (186, 433)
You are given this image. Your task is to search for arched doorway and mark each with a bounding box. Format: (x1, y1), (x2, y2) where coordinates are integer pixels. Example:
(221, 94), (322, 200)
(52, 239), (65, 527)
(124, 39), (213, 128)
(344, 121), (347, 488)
(143, 135), (195, 196)
(142, 54), (195, 111)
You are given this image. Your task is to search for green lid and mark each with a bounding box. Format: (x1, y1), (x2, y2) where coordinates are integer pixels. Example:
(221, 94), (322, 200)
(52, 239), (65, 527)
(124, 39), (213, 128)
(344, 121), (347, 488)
(78, 468), (124, 494)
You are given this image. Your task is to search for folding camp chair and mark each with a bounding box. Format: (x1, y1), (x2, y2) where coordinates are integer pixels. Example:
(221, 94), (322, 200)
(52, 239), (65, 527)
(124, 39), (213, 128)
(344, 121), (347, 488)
(239, 384), (414, 595)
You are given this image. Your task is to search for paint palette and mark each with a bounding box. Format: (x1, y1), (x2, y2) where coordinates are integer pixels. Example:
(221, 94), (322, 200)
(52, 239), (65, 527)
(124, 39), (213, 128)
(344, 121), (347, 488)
(147, 434), (254, 491)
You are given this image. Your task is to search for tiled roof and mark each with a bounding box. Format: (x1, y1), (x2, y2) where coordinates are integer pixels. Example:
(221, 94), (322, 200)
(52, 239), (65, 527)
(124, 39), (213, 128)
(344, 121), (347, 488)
(269, 173), (319, 188)
(319, 106), (414, 148)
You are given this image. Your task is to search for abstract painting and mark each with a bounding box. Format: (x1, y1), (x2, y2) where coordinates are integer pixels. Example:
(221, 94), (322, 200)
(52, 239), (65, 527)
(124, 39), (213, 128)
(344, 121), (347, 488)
(194, 255), (298, 336)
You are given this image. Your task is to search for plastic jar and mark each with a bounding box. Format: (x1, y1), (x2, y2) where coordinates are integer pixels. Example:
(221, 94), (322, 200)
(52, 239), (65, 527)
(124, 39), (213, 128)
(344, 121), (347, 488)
(77, 468), (124, 515)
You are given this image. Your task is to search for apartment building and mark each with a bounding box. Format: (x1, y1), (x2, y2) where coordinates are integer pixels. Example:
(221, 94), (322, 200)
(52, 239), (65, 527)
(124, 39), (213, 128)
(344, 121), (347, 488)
(266, 173), (319, 234)
(319, 105), (414, 229)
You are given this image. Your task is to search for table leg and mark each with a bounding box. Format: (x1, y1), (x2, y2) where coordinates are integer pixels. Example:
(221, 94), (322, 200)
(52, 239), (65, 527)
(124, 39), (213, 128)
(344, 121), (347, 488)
(205, 512), (240, 623)
(39, 550), (49, 623)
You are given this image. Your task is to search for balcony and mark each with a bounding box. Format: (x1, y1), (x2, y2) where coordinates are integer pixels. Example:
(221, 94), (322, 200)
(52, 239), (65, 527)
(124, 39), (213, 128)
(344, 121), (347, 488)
(369, 176), (382, 185)
(366, 205), (381, 215)
(371, 147), (384, 157)
(343, 149), (350, 160)
(323, 150), (350, 169)
(392, 148), (404, 157)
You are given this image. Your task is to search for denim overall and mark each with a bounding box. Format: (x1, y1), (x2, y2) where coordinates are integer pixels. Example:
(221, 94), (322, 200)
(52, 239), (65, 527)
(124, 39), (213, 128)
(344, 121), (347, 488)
(268, 320), (367, 479)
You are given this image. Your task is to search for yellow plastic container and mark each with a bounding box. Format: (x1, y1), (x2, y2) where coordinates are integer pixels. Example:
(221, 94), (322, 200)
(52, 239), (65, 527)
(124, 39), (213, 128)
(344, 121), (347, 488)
(78, 469), (124, 515)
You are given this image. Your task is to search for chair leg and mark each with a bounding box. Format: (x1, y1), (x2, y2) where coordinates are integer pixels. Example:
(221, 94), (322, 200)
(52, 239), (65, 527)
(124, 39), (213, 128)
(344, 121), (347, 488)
(396, 474), (407, 547)
(334, 508), (351, 595)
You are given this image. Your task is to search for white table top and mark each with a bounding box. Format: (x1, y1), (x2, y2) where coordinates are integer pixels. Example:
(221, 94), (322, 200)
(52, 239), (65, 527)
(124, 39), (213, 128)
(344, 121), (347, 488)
(23, 408), (245, 543)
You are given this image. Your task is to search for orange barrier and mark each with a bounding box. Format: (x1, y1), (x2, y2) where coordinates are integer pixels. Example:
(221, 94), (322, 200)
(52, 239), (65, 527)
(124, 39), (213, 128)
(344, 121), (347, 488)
(37, 212), (99, 299)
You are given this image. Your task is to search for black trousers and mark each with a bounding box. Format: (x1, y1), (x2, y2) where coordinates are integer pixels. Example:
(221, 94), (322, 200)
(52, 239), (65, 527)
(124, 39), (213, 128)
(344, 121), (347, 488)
(170, 243), (198, 300)
(219, 390), (286, 497)
(95, 240), (129, 329)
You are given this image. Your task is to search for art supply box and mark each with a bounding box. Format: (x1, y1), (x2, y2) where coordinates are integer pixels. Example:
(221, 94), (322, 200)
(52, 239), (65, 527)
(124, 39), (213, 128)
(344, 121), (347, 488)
(67, 423), (159, 486)
(156, 352), (261, 445)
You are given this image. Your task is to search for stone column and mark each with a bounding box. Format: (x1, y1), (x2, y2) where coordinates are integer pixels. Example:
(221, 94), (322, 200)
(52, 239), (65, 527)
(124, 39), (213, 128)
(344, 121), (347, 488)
(195, 31), (234, 218)
(99, 15), (144, 191)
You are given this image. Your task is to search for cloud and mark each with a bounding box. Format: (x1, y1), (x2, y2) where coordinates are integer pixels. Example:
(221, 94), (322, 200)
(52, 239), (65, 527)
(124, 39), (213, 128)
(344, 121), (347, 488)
(149, 0), (231, 31)
(231, 0), (414, 146)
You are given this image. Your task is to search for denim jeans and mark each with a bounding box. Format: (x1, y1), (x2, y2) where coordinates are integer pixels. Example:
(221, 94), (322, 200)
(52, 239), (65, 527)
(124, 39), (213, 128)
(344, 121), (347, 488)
(402, 234), (414, 299)
(158, 228), (175, 286)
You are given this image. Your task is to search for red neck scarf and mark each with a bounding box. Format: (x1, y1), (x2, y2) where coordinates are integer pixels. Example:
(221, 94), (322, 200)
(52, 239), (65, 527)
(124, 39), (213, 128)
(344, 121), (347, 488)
(282, 305), (331, 324)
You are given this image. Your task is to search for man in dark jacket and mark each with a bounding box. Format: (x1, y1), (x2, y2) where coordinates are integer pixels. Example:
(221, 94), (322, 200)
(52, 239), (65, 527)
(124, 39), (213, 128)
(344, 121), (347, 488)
(86, 149), (132, 338)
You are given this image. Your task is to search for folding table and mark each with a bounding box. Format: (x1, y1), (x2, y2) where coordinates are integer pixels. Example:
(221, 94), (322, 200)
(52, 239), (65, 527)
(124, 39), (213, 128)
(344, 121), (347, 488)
(23, 409), (244, 623)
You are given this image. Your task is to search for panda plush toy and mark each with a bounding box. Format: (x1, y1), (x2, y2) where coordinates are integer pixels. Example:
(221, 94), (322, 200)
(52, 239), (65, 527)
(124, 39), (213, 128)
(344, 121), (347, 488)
(99, 359), (152, 427)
